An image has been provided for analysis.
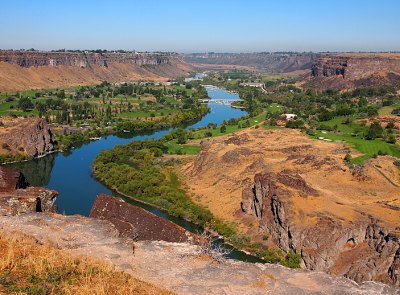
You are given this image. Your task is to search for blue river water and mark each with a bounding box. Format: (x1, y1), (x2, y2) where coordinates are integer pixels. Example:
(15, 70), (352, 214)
(5, 84), (263, 262)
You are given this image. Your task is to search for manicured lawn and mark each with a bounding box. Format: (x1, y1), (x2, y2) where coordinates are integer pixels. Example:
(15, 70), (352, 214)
(312, 130), (400, 163)
(379, 106), (395, 115)
(318, 116), (367, 133)
(165, 140), (200, 155)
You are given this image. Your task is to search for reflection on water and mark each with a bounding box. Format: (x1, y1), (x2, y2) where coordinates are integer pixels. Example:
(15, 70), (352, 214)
(5, 153), (56, 187)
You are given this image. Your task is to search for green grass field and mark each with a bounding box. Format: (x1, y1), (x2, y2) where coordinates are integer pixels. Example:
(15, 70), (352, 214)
(318, 116), (367, 133)
(165, 140), (200, 155)
(312, 130), (400, 163)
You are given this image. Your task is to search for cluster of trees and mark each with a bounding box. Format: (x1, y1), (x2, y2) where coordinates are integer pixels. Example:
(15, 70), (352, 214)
(115, 105), (209, 132)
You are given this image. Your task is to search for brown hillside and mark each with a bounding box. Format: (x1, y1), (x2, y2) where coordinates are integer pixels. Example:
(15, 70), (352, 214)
(0, 56), (193, 92)
(183, 128), (400, 286)
(183, 128), (399, 229)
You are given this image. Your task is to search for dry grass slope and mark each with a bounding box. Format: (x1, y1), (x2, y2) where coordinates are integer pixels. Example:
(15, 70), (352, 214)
(0, 231), (175, 295)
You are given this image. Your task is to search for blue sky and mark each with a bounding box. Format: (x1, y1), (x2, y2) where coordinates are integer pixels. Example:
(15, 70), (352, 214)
(1, 0), (399, 53)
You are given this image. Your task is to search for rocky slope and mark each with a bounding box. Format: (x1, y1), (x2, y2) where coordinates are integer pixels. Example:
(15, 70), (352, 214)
(183, 128), (400, 287)
(0, 50), (193, 92)
(0, 117), (55, 157)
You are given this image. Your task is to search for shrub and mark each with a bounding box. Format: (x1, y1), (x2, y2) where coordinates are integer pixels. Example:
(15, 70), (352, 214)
(2, 143), (10, 150)
(280, 250), (301, 268)
(344, 153), (352, 162)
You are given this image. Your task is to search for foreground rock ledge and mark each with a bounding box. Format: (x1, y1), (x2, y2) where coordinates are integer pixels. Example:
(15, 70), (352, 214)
(0, 212), (398, 295)
(90, 193), (197, 243)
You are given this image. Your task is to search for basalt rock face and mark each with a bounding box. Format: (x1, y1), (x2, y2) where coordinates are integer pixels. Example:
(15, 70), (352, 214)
(0, 117), (55, 157)
(0, 51), (174, 68)
(0, 187), (58, 216)
(90, 194), (197, 243)
(242, 172), (400, 287)
(303, 54), (400, 90)
(183, 52), (317, 72)
(0, 50), (193, 92)
(0, 166), (30, 192)
(311, 55), (400, 80)
(0, 167), (58, 216)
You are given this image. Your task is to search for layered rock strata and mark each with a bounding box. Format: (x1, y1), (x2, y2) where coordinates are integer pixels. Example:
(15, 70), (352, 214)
(183, 52), (316, 72)
(0, 50), (193, 92)
(0, 51), (175, 68)
(311, 55), (400, 80)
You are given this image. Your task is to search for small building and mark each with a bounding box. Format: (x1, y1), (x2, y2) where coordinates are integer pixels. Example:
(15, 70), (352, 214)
(282, 113), (297, 120)
(366, 97), (382, 104)
(242, 82), (264, 87)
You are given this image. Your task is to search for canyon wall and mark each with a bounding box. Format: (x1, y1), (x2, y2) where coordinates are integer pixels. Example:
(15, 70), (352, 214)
(242, 171), (400, 287)
(303, 53), (400, 90)
(0, 51), (193, 92)
(0, 51), (173, 68)
(183, 52), (317, 72)
(311, 54), (400, 80)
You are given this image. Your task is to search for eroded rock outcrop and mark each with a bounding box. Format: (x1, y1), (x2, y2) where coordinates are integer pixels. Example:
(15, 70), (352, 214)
(90, 193), (196, 243)
(303, 53), (400, 90)
(311, 55), (400, 80)
(0, 166), (58, 216)
(0, 117), (55, 157)
(242, 172), (400, 287)
(0, 187), (58, 216)
(0, 166), (30, 192)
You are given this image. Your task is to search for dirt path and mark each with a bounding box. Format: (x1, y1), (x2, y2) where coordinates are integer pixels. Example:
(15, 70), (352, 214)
(366, 159), (399, 188)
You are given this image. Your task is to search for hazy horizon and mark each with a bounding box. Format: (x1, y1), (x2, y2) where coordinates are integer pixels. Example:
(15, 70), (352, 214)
(2, 0), (399, 54)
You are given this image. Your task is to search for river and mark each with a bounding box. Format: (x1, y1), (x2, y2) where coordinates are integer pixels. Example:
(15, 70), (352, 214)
(5, 84), (263, 262)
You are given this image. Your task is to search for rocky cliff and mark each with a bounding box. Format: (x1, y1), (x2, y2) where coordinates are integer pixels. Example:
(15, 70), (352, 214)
(242, 172), (400, 287)
(0, 166), (58, 216)
(311, 54), (400, 80)
(0, 117), (55, 157)
(0, 50), (193, 92)
(303, 53), (400, 90)
(0, 166), (398, 293)
(0, 51), (173, 68)
(183, 128), (400, 288)
(1, 212), (398, 294)
(183, 52), (316, 72)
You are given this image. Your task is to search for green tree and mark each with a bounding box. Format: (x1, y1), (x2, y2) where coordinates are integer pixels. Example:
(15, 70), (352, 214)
(220, 125), (227, 133)
(365, 122), (383, 140)
(17, 97), (33, 112)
